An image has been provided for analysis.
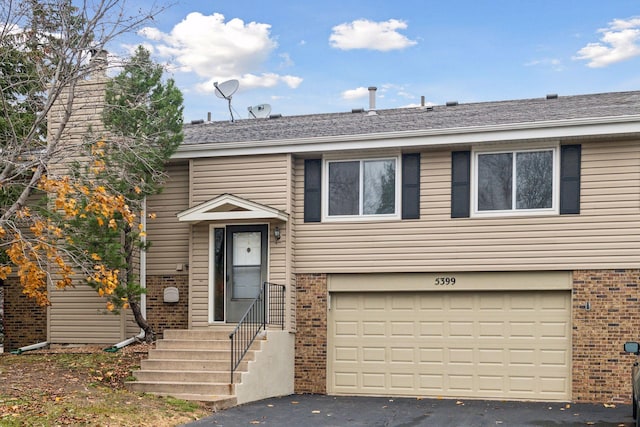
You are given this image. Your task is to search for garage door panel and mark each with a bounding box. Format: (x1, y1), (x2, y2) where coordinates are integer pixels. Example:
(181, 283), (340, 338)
(420, 348), (444, 363)
(509, 322), (537, 338)
(419, 295), (445, 310)
(420, 374), (444, 388)
(478, 375), (506, 392)
(449, 322), (475, 337)
(335, 321), (358, 336)
(420, 321), (444, 337)
(540, 322), (570, 338)
(390, 321), (415, 336)
(362, 347), (385, 362)
(362, 373), (385, 388)
(335, 346), (358, 361)
(478, 348), (504, 365)
(391, 295), (415, 310)
(540, 377), (568, 394)
(540, 349), (568, 366)
(334, 372), (358, 388)
(362, 321), (385, 336)
(328, 291), (571, 401)
(478, 322), (505, 337)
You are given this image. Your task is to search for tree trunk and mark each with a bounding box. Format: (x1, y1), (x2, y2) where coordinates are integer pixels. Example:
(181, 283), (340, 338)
(123, 224), (155, 342)
(129, 300), (154, 343)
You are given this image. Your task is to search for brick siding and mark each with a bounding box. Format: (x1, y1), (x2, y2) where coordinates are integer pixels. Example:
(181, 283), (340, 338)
(294, 273), (327, 393)
(572, 269), (640, 403)
(145, 275), (189, 338)
(2, 278), (47, 351)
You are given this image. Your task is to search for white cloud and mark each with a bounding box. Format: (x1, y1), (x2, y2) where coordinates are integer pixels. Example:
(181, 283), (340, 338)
(524, 58), (564, 72)
(329, 19), (417, 51)
(138, 12), (302, 91)
(281, 75), (303, 88)
(341, 87), (370, 100)
(195, 73), (302, 93)
(279, 53), (294, 68)
(574, 17), (640, 67)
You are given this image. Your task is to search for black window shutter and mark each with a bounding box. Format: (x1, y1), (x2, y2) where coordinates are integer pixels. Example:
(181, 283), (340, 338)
(560, 144), (581, 215)
(304, 159), (322, 222)
(451, 151), (471, 218)
(402, 153), (420, 219)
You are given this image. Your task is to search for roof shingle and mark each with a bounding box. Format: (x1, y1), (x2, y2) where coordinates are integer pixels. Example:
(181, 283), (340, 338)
(183, 91), (640, 145)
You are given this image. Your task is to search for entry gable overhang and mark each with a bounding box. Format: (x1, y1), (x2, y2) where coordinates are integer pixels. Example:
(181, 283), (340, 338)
(177, 193), (289, 222)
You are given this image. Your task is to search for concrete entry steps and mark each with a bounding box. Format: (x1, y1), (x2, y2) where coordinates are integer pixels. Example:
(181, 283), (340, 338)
(127, 327), (262, 409)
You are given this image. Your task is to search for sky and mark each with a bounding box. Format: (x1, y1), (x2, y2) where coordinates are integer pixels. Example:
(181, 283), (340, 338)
(113, 0), (640, 123)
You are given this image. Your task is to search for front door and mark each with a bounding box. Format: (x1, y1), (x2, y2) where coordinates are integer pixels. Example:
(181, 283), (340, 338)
(225, 225), (268, 322)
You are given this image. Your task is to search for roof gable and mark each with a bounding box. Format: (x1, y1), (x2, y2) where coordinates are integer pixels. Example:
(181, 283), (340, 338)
(177, 194), (288, 223)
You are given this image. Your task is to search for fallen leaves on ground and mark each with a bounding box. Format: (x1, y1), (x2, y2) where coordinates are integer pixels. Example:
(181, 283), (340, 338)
(0, 343), (212, 426)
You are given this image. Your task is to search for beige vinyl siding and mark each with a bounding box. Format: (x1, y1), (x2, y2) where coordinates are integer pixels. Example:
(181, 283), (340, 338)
(146, 161), (190, 275)
(189, 222), (210, 328)
(49, 285), (124, 344)
(293, 139), (640, 273)
(191, 154), (289, 210)
(125, 313), (139, 337)
(188, 154), (291, 327)
(287, 155), (297, 331)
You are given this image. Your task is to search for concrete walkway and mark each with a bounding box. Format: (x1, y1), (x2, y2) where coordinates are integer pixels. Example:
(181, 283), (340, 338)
(185, 394), (633, 426)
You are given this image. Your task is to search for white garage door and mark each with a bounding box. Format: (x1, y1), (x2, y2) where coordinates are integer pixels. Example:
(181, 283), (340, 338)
(328, 291), (571, 401)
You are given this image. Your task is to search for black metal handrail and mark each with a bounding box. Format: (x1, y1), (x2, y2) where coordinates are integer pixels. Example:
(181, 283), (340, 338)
(229, 282), (286, 383)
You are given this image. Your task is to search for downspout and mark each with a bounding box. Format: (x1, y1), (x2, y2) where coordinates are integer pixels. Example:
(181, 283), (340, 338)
(140, 196), (147, 321)
(10, 341), (49, 355)
(104, 197), (148, 352)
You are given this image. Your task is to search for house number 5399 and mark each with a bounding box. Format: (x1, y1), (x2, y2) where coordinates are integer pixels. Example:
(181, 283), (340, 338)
(434, 277), (456, 286)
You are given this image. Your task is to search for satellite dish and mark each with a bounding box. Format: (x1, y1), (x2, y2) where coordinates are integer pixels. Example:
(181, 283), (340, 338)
(248, 104), (272, 119)
(214, 79), (239, 100)
(213, 79), (239, 122)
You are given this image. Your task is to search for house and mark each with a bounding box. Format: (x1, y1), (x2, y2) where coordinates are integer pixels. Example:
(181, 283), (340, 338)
(139, 87), (640, 404)
(4, 79), (640, 405)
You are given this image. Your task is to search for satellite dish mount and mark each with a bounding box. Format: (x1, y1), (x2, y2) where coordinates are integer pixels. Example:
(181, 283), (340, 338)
(214, 79), (239, 122)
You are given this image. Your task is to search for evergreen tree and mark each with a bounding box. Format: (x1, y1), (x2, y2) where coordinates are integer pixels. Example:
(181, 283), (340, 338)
(69, 46), (184, 340)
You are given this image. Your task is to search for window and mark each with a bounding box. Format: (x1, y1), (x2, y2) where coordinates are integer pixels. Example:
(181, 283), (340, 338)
(474, 148), (557, 215)
(326, 158), (398, 219)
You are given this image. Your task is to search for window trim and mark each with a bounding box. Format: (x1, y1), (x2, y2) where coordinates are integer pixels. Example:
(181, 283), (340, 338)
(322, 156), (401, 222)
(471, 144), (560, 217)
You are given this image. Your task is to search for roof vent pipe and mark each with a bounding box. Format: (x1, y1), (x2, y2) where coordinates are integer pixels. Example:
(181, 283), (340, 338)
(421, 96), (425, 107)
(367, 86), (378, 116)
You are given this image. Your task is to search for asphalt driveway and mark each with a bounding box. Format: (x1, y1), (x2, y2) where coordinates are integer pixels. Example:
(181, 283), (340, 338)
(185, 394), (633, 426)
